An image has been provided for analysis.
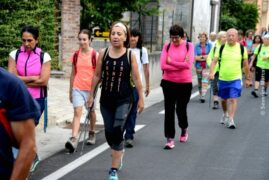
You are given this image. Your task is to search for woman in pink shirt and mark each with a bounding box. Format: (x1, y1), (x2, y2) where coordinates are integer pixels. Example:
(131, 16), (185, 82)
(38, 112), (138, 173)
(160, 24), (194, 149)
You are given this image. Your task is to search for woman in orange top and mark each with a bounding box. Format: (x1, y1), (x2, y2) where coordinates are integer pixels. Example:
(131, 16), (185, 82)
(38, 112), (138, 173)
(65, 29), (98, 153)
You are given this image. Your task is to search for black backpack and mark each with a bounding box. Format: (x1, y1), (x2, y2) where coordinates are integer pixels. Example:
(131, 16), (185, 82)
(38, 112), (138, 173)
(163, 42), (189, 74)
(166, 42), (189, 52)
(253, 44), (263, 67)
(218, 43), (245, 69)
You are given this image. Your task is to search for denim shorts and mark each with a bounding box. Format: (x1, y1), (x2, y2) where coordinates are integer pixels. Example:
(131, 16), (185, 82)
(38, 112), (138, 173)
(72, 89), (95, 110)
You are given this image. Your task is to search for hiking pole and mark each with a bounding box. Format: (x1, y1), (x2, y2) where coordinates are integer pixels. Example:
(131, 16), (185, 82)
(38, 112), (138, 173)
(44, 86), (48, 133)
(44, 97), (48, 133)
(80, 109), (91, 155)
(79, 86), (99, 155)
(208, 80), (212, 108)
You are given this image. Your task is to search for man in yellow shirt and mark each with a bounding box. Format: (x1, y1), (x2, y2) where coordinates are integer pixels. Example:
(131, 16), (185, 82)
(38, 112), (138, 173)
(209, 28), (250, 129)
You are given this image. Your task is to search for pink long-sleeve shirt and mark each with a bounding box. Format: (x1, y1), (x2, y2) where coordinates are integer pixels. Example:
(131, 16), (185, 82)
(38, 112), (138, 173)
(160, 41), (194, 83)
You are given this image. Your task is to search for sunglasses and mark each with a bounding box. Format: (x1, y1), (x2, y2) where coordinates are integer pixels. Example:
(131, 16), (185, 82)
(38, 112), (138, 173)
(22, 39), (34, 43)
(170, 35), (180, 39)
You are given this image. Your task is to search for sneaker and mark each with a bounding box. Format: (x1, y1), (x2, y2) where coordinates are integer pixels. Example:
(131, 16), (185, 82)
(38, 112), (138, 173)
(179, 129), (188, 143)
(65, 137), (78, 153)
(109, 169), (118, 180)
(87, 131), (96, 145)
(164, 138), (175, 149)
(251, 90), (259, 98)
(124, 139), (134, 148)
(220, 114), (229, 124)
(30, 154), (40, 172)
(212, 101), (219, 109)
(226, 119), (236, 129)
(200, 97), (205, 103)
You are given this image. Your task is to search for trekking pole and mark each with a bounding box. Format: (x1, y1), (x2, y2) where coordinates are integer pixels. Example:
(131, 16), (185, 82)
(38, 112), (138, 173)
(79, 86), (99, 155)
(209, 80), (212, 108)
(44, 97), (48, 133)
(44, 86), (48, 133)
(80, 109), (91, 155)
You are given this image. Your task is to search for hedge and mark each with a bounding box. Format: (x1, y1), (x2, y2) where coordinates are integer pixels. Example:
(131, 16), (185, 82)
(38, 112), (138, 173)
(0, 0), (59, 69)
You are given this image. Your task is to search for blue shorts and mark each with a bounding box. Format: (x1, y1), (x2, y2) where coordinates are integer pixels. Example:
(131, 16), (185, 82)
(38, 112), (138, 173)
(218, 79), (242, 99)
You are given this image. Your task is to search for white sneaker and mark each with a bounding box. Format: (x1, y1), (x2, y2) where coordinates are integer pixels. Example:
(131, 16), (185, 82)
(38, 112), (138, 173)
(87, 131), (96, 145)
(226, 119), (236, 129)
(220, 114), (229, 124)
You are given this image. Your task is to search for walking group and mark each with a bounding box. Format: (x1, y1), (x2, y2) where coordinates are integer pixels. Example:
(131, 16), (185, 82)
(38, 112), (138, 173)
(1, 22), (269, 180)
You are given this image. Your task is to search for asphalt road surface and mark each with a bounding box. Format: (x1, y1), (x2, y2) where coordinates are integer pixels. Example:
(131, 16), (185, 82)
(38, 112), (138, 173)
(29, 87), (269, 180)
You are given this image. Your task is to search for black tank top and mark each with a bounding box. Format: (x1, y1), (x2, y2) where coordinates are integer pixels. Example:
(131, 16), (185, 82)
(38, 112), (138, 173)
(100, 49), (132, 105)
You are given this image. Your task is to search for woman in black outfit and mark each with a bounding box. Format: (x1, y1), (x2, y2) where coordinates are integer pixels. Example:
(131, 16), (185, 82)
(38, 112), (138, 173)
(88, 22), (144, 180)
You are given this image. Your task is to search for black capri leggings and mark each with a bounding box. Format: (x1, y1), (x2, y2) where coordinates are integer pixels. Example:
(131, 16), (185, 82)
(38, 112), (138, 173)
(100, 100), (132, 151)
(255, 66), (269, 82)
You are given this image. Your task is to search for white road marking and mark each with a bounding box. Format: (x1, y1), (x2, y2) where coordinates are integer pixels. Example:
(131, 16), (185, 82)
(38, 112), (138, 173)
(42, 125), (145, 180)
(158, 91), (200, 114)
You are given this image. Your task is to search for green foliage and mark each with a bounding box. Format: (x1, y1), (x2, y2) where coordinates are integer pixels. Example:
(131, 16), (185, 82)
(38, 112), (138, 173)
(0, 0), (59, 69)
(220, 0), (259, 33)
(236, 3), (259, 32)
(80, 0), (159, 30)
(220, 15), (238, 31)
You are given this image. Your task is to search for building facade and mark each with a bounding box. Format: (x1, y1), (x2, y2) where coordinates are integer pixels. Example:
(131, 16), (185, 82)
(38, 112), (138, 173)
(60, 0), (221, 74)
(129, 0), (221, 49)
(254, 0), (269, 34)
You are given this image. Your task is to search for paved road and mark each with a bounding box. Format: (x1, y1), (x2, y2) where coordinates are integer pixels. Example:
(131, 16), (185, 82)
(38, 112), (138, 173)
(29, 87), (269, 180)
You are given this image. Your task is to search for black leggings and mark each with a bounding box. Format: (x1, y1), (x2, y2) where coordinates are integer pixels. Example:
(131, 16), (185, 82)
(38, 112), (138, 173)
(255, 66), (269, 82)
(100, 100), (132, 151)
(161, 80), (192, 139)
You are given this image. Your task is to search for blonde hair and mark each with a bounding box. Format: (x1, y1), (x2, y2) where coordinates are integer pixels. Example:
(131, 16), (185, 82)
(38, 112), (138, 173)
(217, 31), (226, 40)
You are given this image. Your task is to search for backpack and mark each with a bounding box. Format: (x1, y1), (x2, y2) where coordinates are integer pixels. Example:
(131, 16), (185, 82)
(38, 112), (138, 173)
(163, 42), (189, 74)
(101, 48), (133, 86)
(253, 44), (263, 67)
(15, 49), (47, 98)
(166, 42), (189, 52)
(139, 48), (143, 64)
(0, 109), (16, 146)
(218, 43), (245, 69)
(73, 49), (97, 74)
(102, 48), (132, 69)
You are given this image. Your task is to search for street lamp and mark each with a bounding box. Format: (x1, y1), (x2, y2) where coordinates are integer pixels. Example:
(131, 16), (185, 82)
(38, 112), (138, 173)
(210, 0), (219, 32)
(210, 0), (219, 6)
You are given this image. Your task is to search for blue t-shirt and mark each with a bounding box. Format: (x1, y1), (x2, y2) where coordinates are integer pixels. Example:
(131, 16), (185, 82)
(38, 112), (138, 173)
(0, 68), (40, 179)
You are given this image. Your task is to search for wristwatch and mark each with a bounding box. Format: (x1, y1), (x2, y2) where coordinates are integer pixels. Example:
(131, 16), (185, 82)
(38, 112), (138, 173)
(201, 56), (204, 60)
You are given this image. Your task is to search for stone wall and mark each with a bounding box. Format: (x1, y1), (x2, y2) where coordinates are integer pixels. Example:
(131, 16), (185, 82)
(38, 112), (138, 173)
(61, 0), (80, 76)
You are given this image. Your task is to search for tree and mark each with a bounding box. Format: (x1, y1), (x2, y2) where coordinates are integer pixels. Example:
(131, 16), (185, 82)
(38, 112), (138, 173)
(0, 0), (59, 69)
(80, 0), (159, 30)
(220, 0), (259, 33)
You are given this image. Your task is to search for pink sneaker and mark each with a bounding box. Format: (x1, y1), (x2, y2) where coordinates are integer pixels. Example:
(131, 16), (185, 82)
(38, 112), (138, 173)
(180, 129), (188, 143)
(164, 138), (175, 149)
